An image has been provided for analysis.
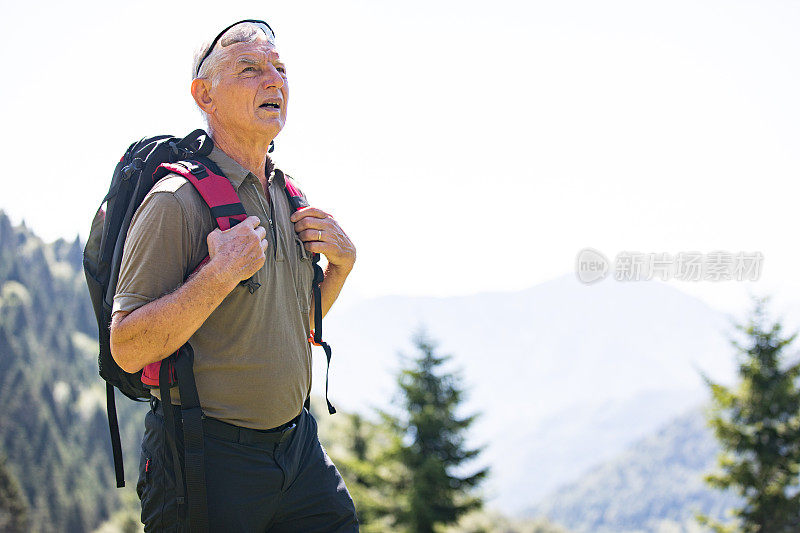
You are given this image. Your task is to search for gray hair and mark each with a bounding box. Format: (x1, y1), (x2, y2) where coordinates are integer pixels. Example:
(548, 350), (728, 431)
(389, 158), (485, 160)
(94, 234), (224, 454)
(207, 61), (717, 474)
(192, 22), (274, 87)
(191, 22), (276, 124)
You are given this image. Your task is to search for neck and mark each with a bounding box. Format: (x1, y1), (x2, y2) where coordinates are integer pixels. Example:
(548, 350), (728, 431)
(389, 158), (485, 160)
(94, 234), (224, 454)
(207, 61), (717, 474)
(207, 125), (272, 188)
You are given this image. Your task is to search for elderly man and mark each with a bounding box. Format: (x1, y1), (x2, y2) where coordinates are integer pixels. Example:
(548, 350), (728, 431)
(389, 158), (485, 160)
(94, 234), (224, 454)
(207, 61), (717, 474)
(109, 20), (358, 532)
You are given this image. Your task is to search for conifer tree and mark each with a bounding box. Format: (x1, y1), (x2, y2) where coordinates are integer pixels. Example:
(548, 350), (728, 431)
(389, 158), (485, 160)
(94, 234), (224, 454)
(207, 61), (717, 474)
(384, 331), (488, 533)
(334, 413), (403, 533)
(699, 299), (800, 532)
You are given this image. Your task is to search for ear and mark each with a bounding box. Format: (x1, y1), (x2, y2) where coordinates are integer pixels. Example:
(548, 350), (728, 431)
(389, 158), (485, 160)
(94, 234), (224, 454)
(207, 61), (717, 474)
(191, 78), (214, 115)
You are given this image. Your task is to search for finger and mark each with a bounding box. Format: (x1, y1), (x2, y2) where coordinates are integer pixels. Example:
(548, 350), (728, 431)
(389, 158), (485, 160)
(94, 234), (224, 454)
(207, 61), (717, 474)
(293, 216), (328, 233)
(299, 229), (326, 242)
(243, 215), (261, 228)
(303, 240), (334, 255)
(206, 227), (222, 242)
(260, 238), (269, 252)
(255, 225), (267, 240)
(223, 216), (260, 234)
(290, 207), (329, 223)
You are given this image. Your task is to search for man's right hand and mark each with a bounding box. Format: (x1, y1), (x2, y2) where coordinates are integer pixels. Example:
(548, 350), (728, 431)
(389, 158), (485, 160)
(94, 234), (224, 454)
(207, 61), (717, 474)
(206, 215), (268, 287)
(111, 215), (267, 373)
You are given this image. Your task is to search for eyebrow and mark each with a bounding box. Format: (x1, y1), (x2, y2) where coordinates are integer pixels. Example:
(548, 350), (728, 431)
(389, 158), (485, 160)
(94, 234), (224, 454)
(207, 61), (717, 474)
(236, 50), (282, 62)
(234, 54), (286, 71)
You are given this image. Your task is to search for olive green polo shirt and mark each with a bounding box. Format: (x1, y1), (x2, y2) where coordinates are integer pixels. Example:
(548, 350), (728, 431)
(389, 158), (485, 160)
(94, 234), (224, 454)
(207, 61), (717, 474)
(112, 145), (314, 430)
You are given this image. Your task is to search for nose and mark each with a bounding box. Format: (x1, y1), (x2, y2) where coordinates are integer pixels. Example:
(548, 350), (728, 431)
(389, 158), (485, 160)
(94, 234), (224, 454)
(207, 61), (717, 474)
(262, 65), (284, 90)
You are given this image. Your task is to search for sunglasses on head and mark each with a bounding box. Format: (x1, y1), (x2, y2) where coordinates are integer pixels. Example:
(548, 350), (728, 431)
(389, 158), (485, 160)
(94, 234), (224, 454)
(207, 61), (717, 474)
(195, 19), (276, 78)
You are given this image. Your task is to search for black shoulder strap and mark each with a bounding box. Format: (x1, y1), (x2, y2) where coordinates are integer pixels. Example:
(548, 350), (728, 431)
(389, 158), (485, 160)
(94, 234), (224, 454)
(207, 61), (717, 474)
(174, 345), (209, 533)
(280, 170), (336, 415)
(106, 384), (125, 488)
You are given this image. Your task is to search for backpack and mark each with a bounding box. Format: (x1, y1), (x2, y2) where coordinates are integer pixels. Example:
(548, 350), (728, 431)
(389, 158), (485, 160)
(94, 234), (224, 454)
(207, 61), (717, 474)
(83, 130), (335, 531)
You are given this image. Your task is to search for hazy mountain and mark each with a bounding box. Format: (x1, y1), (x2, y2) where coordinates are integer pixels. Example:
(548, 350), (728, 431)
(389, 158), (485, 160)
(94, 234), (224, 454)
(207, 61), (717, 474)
(528, 406), (740, 533)
(0, 207), (745, 525)
(318, 273), (738, 512)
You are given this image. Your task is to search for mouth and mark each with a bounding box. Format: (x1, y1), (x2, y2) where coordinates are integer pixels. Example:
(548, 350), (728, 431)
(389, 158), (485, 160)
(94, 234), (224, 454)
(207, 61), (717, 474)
(259, 99), (282, 111)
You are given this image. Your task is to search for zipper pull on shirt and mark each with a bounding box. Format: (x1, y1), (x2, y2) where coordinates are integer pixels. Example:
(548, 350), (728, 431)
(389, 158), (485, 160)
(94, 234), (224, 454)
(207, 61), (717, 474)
(252, 181), (281, 260)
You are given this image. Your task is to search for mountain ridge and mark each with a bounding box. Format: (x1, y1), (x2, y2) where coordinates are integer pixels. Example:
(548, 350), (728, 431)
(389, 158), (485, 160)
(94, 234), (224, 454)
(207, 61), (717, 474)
(0, 208), (746, 525)
(528, 406), (740, 532)
(318, 271), (737, 512)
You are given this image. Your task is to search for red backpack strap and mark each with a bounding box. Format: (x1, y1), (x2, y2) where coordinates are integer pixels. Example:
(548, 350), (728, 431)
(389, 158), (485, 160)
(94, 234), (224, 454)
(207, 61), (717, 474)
(155, 160), (247, 230)
(142, 160), (252, 388)
(279, 169), (310, 212)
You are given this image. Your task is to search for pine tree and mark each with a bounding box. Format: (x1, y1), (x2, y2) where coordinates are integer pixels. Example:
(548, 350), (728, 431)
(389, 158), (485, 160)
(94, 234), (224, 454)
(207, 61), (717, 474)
(331, 413), (404, 532)
(698, 298), (800, 532)
(384, 331), (488, 533)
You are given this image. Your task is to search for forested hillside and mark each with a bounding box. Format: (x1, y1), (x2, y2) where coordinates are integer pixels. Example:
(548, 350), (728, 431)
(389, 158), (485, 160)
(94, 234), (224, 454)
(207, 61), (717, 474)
(0, 210), (566, 532)
(2, 208), (744, 533)
(0, 211), (147, 532)
(529, 407), (740, 532)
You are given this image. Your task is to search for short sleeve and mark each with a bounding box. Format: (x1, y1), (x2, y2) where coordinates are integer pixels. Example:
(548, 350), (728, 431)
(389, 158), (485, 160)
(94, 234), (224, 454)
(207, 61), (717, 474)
(112, 191), (192, 315)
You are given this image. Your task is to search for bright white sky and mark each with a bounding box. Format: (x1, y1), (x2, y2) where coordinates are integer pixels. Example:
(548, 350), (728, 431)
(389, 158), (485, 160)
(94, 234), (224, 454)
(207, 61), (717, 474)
(1, 0), (799, 318)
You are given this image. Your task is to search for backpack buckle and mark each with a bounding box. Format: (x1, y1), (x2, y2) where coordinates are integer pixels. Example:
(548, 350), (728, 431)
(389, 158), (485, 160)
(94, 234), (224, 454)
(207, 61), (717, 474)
(168, 141), (192, 161)
(182, 161), (208, 179)
(121, 158), (144, 180)
(240, 277), (261, 294)
(308, 332), (321, 347)
(289, 196), (308, 210)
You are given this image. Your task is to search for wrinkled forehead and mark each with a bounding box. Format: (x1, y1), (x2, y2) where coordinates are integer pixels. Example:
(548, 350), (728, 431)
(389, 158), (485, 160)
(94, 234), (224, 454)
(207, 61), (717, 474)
(195, 20), (278, 78)
(222, 38), (282, 64)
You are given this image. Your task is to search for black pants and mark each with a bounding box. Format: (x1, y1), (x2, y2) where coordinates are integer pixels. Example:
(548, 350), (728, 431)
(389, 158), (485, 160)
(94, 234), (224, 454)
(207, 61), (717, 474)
(137, 399), (359, 532)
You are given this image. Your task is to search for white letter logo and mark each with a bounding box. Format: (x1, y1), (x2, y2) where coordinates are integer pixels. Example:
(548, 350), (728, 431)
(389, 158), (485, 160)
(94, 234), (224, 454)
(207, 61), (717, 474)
(576, 248), (609, 284)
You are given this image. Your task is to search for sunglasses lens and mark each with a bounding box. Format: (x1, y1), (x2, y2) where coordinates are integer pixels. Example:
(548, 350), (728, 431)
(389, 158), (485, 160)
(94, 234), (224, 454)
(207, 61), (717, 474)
(254, 22), (275, 41)
(221, 21), (275, 45)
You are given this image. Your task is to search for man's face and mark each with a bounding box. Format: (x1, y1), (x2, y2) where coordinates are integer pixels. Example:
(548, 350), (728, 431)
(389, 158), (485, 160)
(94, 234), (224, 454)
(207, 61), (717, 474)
(208, 35), (289, 141)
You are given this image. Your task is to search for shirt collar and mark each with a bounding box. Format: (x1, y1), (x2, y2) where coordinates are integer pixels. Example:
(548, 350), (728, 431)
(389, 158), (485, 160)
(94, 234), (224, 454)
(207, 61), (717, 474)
(206, 144), (252, 190)
(206, 144), (284, 190)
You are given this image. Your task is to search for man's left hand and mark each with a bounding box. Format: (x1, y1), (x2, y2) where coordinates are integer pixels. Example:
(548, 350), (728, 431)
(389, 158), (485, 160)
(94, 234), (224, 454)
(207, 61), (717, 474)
(291, 207), (356, 272)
